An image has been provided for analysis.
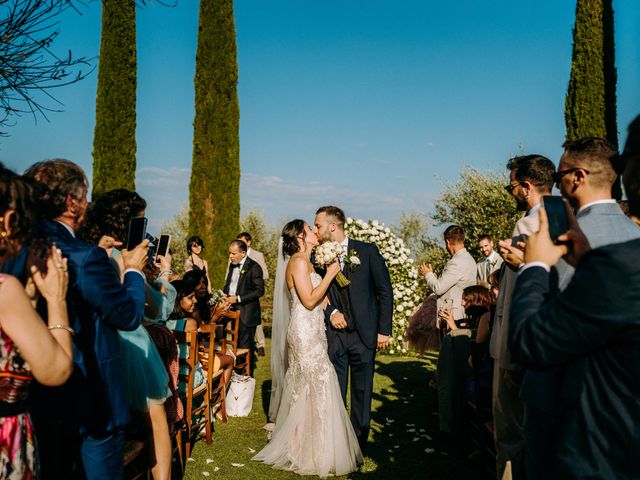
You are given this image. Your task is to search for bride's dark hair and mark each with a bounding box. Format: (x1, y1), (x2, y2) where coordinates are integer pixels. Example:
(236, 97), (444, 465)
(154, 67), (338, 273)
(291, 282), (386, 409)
(281, 219), (306, 257)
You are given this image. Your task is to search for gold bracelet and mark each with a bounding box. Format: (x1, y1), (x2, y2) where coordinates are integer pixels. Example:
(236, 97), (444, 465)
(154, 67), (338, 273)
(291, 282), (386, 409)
(47, 324), (75, 335)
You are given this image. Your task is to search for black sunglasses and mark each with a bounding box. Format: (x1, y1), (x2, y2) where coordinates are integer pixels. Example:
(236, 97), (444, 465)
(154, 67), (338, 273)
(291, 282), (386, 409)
(552, 168), (590, 186)
(504, 182), (523, 194)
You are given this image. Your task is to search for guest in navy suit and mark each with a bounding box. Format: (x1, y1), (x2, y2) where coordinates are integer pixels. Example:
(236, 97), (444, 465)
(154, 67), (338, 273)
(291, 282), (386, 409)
(24, 160), (149, 480)
(509, 116), (640, 479)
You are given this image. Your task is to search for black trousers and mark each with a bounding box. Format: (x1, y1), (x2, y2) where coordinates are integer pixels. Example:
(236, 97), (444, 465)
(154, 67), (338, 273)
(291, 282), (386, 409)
(329, 328), (376, 452)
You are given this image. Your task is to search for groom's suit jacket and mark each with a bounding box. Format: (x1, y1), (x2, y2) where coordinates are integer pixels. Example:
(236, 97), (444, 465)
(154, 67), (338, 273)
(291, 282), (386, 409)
(30, 220), (146, 434)
(323, 239), (393, 352)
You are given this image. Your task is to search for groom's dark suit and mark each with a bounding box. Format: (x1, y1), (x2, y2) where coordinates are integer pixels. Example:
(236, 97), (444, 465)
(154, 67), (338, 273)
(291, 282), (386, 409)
(323, 238), (393, 451)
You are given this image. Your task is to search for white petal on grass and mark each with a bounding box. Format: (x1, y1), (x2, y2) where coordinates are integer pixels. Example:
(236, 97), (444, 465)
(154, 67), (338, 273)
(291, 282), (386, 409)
(202, 473), (210, 477)
(187, 458), (195, 462)
(424, 448), (435, 454)
(413, 437), (420, 442)
(248, 447), (256, 453)
(231, 463), (245, 467)
(407, 428), (416, 433)
(206, 459), (214, 464)
(213, 467), (220, 472)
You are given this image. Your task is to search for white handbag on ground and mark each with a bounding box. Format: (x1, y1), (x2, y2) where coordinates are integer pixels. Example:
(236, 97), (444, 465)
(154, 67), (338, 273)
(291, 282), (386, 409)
(226, 372), (256, 417)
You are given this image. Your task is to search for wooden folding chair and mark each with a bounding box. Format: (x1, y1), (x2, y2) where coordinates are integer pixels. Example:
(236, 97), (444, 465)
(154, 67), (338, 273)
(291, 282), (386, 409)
(172, 330), (212, 458)
(221, 311), (251, 377)
(199, 324), (227, 424)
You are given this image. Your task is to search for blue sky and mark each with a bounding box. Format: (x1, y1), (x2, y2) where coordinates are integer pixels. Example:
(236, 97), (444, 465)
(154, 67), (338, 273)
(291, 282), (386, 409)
(1, 0), (638, 234)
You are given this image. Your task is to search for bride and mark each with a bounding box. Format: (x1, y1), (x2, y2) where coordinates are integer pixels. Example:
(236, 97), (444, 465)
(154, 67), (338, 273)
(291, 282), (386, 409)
(253, 219), (363, 477)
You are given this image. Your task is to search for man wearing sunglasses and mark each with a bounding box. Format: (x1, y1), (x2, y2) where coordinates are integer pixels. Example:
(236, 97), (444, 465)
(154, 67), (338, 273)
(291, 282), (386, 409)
(490, 154), (555, 480)
(518, 137), (640, 480)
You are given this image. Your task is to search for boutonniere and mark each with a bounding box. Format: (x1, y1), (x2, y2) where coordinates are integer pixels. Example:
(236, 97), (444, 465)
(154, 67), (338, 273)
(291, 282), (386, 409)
(240, 268), (247, 276)
(346, 249), (361, 271)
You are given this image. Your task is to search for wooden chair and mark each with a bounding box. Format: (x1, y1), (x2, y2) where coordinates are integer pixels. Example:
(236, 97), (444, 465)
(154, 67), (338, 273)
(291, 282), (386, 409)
(199, 324), (227, 424)
(172, 330), (212, 458)
(221, 311), (251, 377)
(123, 439), (148, 480)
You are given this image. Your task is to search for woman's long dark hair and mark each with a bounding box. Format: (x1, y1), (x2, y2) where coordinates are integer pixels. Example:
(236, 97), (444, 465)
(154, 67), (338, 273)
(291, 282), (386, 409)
(0, 164), (40, 263)
(78, 189), (147, 245)
(462, 285), (493, 328)
(281, 219), (306, 257)
(170, 279), (197, 319)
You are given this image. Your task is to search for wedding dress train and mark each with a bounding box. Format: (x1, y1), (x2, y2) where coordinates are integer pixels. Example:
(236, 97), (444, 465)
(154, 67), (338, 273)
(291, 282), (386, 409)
(253, 272), (363, 477)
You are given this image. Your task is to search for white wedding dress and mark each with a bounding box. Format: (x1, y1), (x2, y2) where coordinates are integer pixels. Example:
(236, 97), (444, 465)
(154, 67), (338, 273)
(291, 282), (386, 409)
(253, 272), (363, 477)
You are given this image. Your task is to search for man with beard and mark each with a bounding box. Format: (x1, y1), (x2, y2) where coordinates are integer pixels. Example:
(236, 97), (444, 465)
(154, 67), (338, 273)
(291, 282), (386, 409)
(489, 154), (555, 479)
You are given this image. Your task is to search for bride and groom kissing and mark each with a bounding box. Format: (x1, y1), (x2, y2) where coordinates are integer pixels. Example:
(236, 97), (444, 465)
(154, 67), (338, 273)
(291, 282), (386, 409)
(253, 206), (394, 477)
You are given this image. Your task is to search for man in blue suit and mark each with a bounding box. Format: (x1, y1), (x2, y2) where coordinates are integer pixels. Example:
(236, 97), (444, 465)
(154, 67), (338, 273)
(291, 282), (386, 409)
(24, 160), (149, 480)
(519, 137), (640, 479)
(510, 116), (640, 479)
(314, 206), (393, 453)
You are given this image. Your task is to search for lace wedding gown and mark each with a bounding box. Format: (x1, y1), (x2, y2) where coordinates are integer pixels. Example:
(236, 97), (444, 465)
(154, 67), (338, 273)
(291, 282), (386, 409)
(253, 272), (363, 477)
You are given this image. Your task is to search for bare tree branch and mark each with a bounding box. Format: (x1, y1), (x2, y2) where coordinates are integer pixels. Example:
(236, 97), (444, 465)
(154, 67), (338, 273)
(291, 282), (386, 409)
(0, 0), (95, 135)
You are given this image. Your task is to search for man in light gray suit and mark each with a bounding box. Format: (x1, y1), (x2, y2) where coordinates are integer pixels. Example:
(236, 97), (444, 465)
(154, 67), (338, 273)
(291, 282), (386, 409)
(519, 137), (640, 479)
(490, 154), (556, 480)
(238, 232), (269, 356)
(420, 225), (476, 323)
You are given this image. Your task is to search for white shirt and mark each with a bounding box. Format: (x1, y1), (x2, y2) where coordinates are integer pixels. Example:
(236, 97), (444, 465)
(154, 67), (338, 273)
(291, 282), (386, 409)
(339, 236), (349, 270)
(229, 256), (247, 298)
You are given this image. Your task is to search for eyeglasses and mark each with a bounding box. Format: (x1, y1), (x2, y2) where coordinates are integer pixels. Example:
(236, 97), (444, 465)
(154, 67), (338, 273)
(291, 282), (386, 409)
(504, 182), (523, 194)
(552, 167), (590, 187)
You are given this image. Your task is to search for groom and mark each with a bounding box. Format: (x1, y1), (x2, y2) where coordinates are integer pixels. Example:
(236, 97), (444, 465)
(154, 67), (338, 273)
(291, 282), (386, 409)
(314, 206), (394, 452)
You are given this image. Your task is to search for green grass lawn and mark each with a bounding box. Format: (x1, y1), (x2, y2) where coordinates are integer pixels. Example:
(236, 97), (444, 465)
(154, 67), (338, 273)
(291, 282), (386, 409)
(184, 340), (459, 479)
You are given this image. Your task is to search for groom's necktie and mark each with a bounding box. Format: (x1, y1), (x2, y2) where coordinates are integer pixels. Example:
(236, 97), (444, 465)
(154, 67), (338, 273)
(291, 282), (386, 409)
(338, 264), (355, 331)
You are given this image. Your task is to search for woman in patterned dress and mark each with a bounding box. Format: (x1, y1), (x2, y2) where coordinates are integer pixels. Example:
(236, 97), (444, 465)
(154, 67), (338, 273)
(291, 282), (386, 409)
(0, 164), (74, 478)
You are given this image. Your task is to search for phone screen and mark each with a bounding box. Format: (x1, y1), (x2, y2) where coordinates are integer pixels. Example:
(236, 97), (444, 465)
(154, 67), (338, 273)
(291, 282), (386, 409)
(157, 234), (171, 258)
(543, 196), (569, 243)
(126, 217), (148, 251)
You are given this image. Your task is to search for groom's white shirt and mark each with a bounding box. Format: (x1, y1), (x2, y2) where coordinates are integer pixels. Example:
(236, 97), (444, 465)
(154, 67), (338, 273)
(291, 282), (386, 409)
(339, 236), (349, 270)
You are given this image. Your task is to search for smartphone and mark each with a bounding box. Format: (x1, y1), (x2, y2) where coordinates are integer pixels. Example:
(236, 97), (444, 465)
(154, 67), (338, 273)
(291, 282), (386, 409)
(156, 234), (171, 258)
(125, 216), (148, 251)
(543, 196), (569, 243)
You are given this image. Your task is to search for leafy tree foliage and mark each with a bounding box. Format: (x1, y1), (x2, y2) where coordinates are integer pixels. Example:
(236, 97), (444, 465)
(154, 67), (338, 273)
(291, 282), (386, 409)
(189, 0), (240, 288)
(430, 167), (521, 263)
(92, 0), (137, 197)
(160, 204), (190, 276)
(240, 211), (279, 326)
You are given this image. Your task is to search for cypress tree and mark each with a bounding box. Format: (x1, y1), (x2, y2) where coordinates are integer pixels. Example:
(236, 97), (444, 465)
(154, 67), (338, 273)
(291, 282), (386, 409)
(92, 0), (137, 198)
(189, 0), (240, 288)
(565, 0), (620, 198)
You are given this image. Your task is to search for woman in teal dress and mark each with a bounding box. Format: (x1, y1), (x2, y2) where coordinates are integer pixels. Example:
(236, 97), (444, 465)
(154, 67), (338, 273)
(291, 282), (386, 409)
(79, 190), (172, 480)
(166, 280), (205, 394)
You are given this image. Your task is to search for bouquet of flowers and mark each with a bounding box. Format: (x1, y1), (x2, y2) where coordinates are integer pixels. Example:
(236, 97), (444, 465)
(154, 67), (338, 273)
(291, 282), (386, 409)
(314, 241), (350, 287)
(207, 289), (226, 307)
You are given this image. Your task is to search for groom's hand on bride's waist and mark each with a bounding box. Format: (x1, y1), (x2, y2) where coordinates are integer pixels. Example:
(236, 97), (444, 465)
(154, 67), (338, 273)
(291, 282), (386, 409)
(377, 334), (390, 351)
(329, 311), (348, 329)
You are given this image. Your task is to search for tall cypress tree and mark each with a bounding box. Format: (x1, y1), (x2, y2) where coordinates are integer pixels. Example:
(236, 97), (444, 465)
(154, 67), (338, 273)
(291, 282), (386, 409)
(92, 0), (137, 198)
(565, 0), (620, 198)
(189, 0), (240, 288)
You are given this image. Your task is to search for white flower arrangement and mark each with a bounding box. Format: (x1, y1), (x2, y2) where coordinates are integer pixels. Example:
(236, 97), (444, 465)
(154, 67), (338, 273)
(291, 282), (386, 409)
(345, 217), (422, 355)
